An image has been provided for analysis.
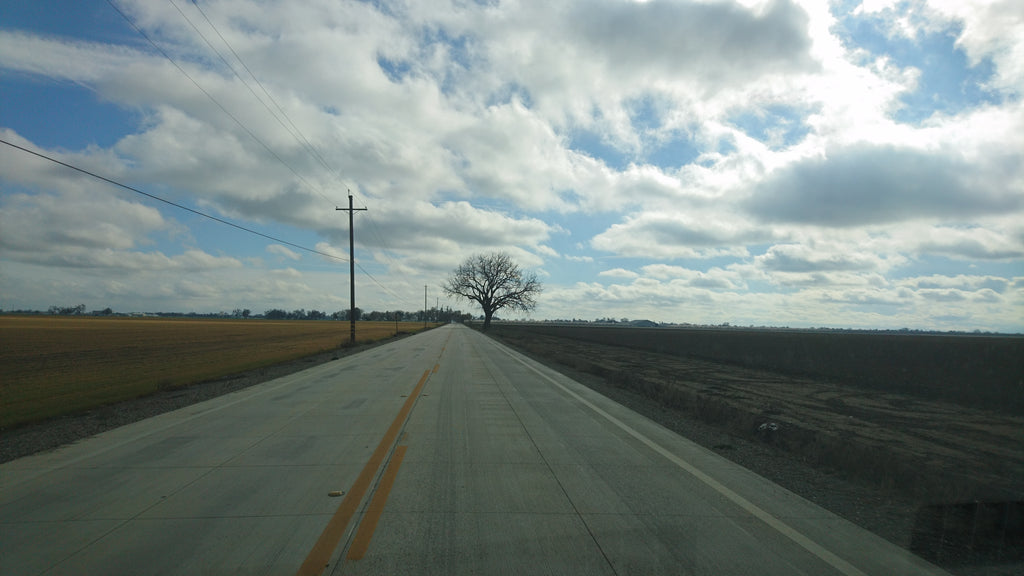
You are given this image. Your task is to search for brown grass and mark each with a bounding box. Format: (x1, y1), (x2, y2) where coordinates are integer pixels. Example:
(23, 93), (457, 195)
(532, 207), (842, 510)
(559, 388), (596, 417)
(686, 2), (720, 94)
(0, 316), (435, 429)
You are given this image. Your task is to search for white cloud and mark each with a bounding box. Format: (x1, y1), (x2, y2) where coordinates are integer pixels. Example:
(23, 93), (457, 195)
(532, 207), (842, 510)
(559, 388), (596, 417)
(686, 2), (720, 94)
(599, 268), (639, 279)
(563, 0), (818, 84)
(591, 211), (766, 259)
(910, 222), (1024, 260)
(534, 245), (559, 258)
(266, 244), (301, 261)
(565, 255), (594, 263)
(345, 200), (552, 262)
(0, 190), (166, 255)
(271, 267), (302, 279)
(1, 0), (1021, 331)
(642, 264), (747, 290)
(0, 30), (145, 84)
(898, 274), (1011, 292)
(852, 0), (1024, 93)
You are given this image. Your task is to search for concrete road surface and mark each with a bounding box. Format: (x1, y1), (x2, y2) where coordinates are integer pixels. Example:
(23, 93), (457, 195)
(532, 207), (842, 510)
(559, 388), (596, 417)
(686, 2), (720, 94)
(1, 324), (949, 575)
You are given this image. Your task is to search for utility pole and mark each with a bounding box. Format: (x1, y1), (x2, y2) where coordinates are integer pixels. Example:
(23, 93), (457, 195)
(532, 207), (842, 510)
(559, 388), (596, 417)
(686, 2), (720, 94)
(424, 285), (428, 329)
(337, 193), (366, 345)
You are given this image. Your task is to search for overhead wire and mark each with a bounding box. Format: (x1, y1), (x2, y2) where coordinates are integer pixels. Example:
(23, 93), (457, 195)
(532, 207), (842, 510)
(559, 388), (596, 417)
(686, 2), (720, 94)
(105, 0), (331, 206)
(0, 138), (349, 264)
(187, 0), (343, 193)
(168, 0), (338, 207)
(355, 261), (410, 303)
(348, 193), (412, 273)
(175, 2), (419, 297)
(106, 0), (427, 312)
(174, 1), (420, 311)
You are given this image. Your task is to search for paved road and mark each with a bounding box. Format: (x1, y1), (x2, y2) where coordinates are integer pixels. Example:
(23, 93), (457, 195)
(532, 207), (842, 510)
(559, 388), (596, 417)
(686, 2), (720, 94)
(1, 324), (949, 575)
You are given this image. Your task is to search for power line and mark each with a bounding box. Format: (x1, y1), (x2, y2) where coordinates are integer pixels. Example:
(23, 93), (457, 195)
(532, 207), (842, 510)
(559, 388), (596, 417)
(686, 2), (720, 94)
(168, 0), (287, 131)
(356, 261), (412, 305)
(348, 193), (411, 272)
(181, 2), (417, 269)
(168, 0), (339, 207)
(185, 2), (305, 142)
(102, 2), (426, 312)
(105, 0), (332, 205)
(0, 138), (349, 263)
(5, 139), (425, 312)
(188, 0), (345, 190)
(159, 2), (419, 307)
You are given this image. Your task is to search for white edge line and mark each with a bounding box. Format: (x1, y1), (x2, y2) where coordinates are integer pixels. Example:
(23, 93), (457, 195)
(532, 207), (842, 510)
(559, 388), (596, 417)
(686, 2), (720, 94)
(496, 341), (871, 576)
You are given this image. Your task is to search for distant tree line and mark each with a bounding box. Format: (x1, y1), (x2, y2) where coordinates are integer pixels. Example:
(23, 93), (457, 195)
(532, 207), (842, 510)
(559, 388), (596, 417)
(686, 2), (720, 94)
(1, 304), (471, 323)
(262, 307), (473, 323)
(47, 304), (86, 315)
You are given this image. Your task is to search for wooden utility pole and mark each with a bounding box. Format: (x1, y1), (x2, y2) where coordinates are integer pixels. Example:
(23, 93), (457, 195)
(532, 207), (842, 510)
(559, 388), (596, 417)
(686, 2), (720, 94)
(337, 193), (366, 344)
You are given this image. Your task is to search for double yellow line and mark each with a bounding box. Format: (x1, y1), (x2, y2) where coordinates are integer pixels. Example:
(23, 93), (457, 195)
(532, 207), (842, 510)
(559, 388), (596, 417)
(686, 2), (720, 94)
(296, 368), (431, 575)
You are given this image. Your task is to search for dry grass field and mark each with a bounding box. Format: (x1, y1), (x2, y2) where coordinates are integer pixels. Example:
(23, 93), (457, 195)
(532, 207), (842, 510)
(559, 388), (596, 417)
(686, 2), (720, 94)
(0, 316), (432, 429)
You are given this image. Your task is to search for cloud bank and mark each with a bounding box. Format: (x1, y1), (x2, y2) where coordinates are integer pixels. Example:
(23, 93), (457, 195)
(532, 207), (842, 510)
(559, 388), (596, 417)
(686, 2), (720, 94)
(1, 0), (1021, 331)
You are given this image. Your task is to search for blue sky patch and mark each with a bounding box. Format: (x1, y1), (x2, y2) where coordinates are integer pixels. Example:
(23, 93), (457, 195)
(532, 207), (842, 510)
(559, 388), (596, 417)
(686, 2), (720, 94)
(419, 27), (474, 94)
(835, 8), (1000, 123)
(486, 82), (534, 109)
(644, 135), (701, 169)
(0, 1), (140, 47)
(0, 76), (139, 149)
(728, 104), (812, 149)
(567, 128), (631, 171)
(377, 55), (414, 83)
(627, 95), (663, 133)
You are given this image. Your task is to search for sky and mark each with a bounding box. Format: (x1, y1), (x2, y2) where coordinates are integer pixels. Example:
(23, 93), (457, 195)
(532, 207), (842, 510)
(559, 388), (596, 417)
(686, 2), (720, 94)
(1, 0), (1022, 331)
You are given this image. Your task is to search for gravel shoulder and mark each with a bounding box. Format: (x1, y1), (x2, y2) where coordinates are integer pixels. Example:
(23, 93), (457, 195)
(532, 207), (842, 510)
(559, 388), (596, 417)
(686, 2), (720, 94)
(0, 339), (386, 463)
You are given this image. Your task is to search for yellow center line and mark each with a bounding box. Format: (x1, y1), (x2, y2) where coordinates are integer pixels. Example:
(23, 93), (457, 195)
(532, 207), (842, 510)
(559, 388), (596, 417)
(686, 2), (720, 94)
(346, 445), (409, 560)
(296, 370), (430, 576)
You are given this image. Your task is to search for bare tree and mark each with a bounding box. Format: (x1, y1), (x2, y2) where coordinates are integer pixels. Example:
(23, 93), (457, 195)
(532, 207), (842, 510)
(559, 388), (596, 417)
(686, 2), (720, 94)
(443, 252), (542, 329)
